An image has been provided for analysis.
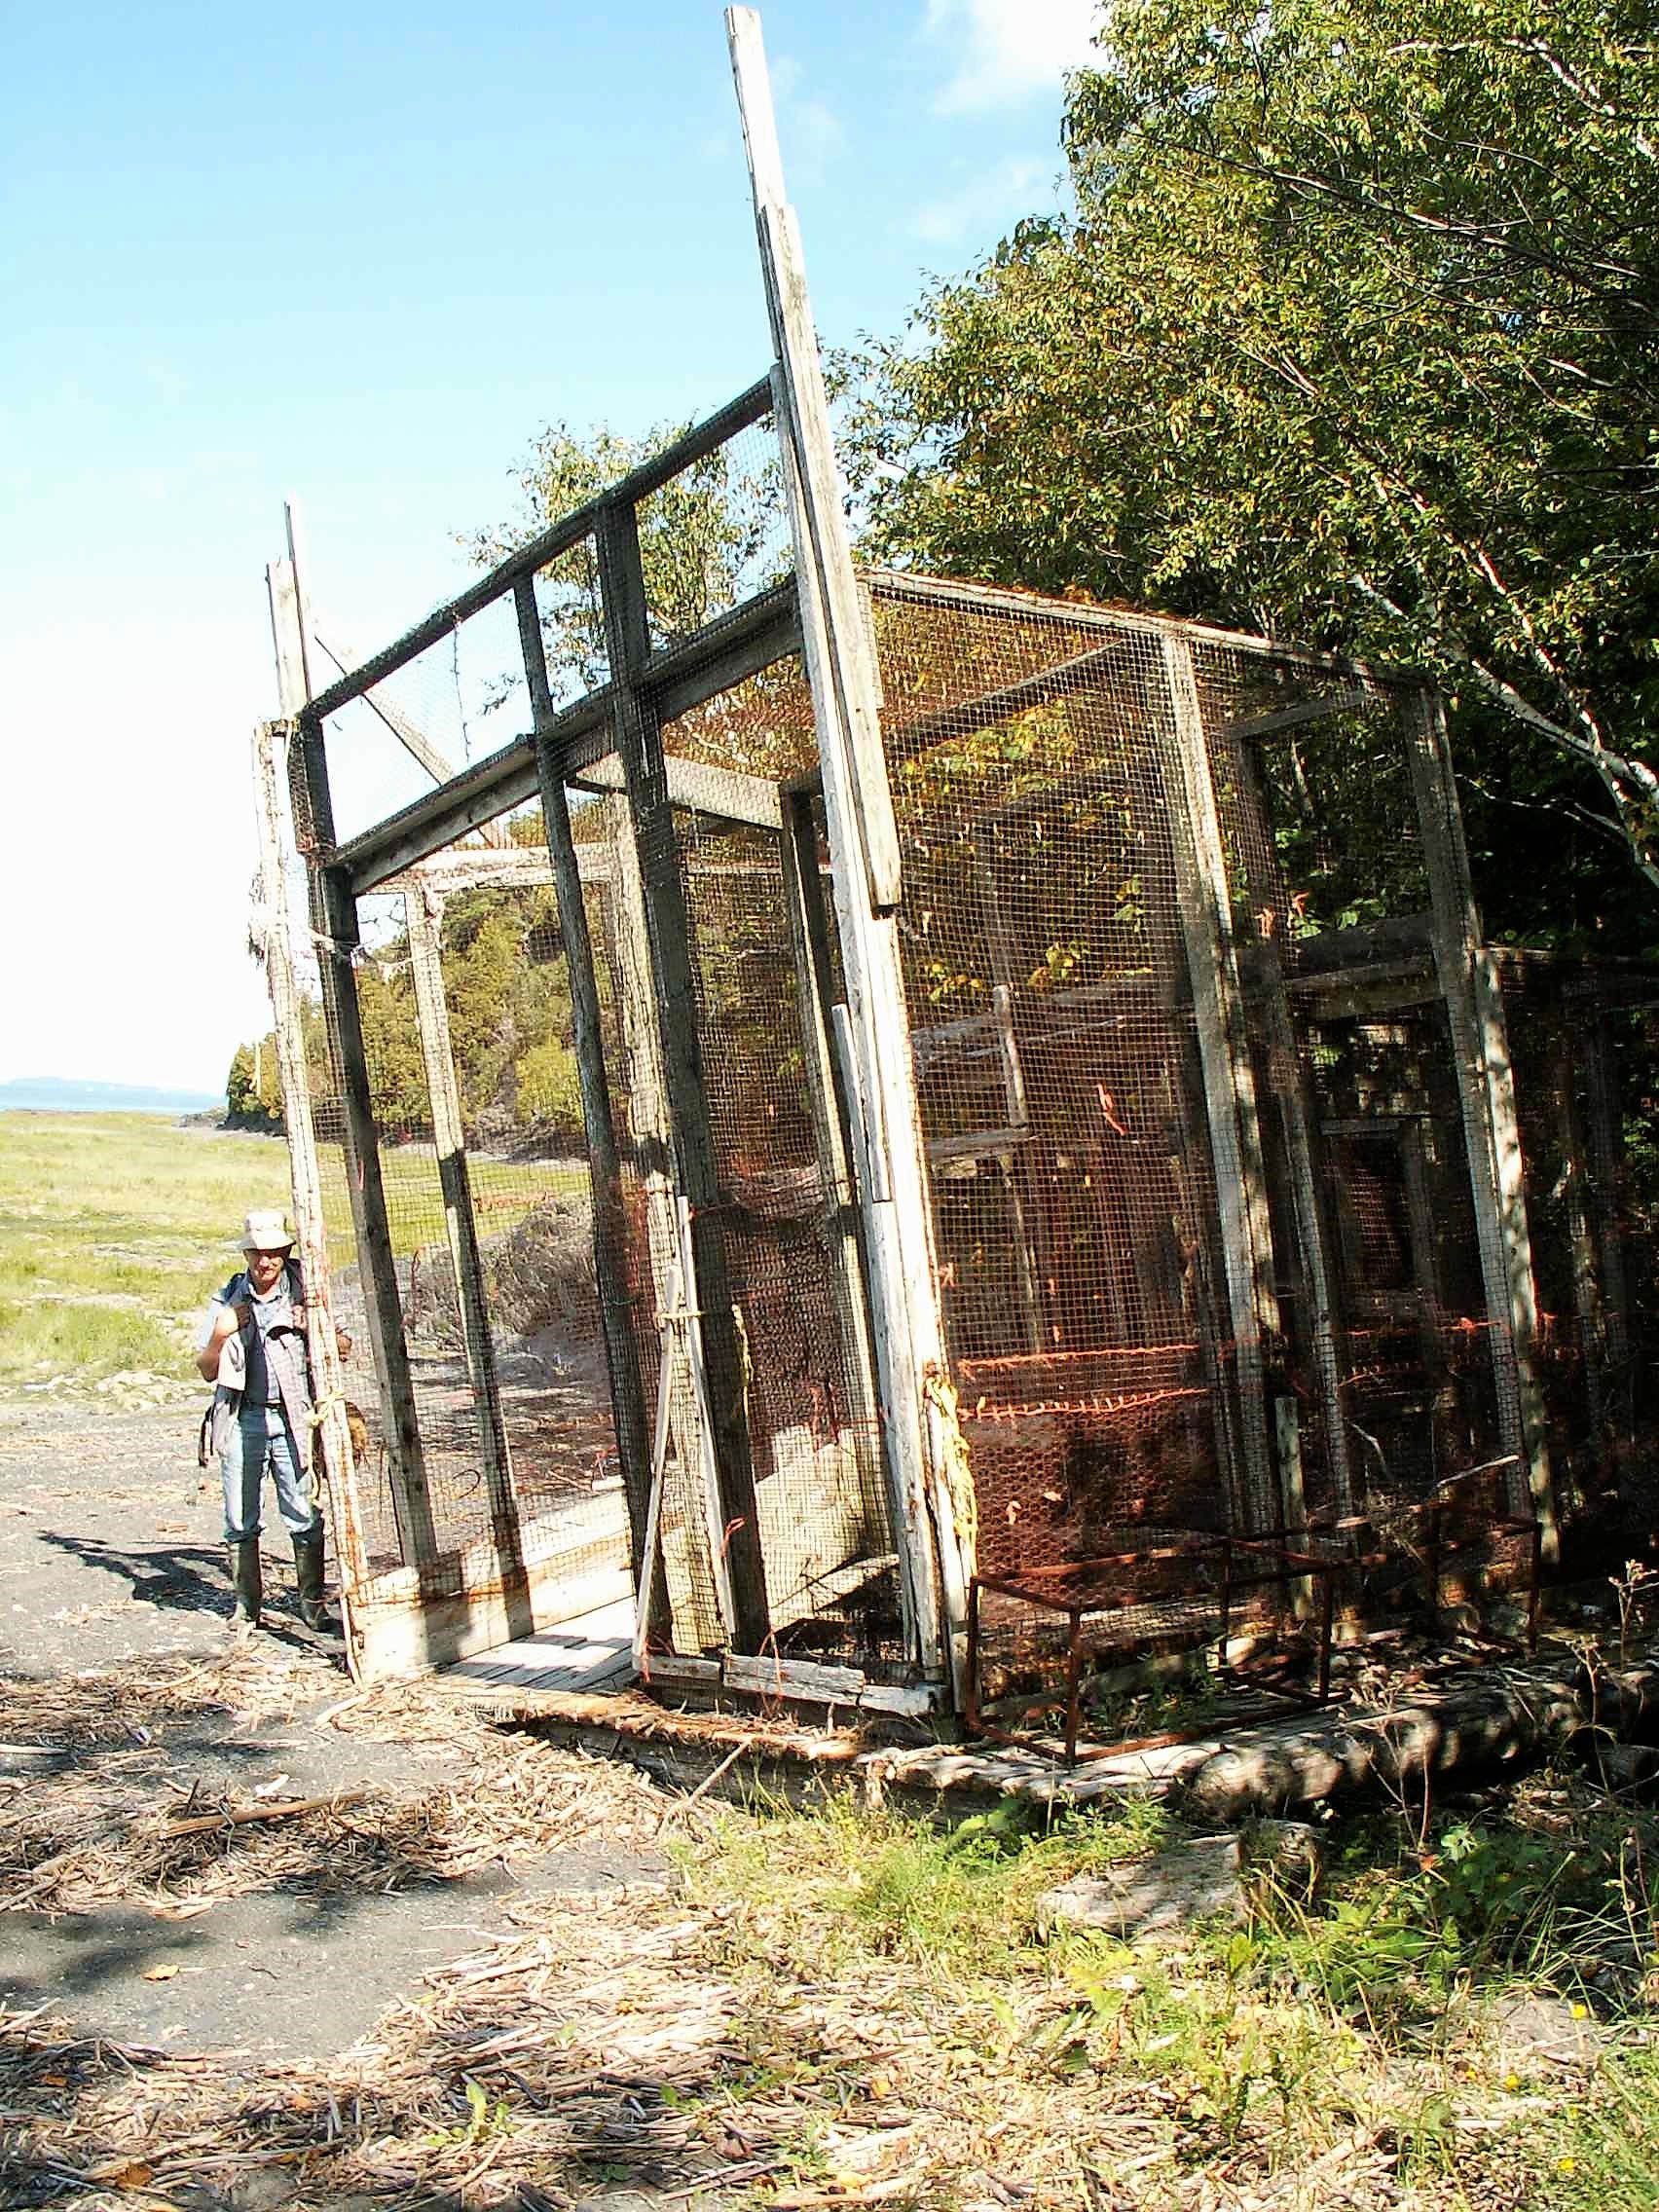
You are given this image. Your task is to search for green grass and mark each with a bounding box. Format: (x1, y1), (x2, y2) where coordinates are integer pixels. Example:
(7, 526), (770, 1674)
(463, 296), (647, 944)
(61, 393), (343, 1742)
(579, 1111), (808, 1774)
(0, 1112), (586, 1392)
(674, 1780), (1659, 2208)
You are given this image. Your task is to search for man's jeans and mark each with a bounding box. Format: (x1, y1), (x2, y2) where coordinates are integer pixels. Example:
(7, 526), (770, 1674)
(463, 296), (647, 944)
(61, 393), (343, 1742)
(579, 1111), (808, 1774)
(222, 1404), (321, 1543)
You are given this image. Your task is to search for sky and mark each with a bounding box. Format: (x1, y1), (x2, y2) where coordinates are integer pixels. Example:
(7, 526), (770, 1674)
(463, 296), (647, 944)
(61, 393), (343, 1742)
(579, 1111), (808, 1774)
(0, 0), (1101, 1094)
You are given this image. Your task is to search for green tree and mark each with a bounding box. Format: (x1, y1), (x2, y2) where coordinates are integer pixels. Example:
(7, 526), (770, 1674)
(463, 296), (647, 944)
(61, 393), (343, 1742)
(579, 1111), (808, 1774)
(851, 0), (1659, 930)
(465, 421), (788, 707)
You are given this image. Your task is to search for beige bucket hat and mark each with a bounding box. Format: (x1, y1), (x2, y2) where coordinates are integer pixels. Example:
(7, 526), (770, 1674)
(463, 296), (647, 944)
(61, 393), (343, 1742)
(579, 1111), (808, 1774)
(238, 1208), (296, 1254)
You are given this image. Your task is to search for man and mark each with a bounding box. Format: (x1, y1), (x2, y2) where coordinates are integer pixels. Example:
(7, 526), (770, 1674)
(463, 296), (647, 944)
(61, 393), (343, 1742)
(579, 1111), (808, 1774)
(197, 1209), (349, 1634)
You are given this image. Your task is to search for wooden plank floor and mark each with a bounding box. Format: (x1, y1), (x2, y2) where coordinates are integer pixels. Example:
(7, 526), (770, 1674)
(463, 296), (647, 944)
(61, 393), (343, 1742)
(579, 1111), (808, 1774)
(441, 1594), (637, 1695)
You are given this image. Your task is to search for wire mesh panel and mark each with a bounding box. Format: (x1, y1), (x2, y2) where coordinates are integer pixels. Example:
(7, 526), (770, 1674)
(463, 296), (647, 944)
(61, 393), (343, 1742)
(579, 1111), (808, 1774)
(581, 694), (903, 1666)
(869, 585), (1247, 1631)
(302, 833), (632, 1658)
(1193, 643), (1532, 1604)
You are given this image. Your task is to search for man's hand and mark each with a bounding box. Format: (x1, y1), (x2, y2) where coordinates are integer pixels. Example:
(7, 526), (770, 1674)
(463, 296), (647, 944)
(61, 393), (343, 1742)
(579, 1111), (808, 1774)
(197, 1301), (243, 1382)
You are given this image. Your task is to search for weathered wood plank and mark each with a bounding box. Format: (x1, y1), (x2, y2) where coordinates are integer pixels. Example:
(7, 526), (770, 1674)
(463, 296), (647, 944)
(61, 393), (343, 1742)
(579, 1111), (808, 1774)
(271, 523), (439, 1570)
(249, 715), (374, 1681)
(730, 5), (965, 1690)
(516, 575), (664, 1628)
(1405, 688), (1554, 1552)
(571, 751), (783, 830)
(1159, 636), (1282, 1536)
(595, 498), (770, 1651)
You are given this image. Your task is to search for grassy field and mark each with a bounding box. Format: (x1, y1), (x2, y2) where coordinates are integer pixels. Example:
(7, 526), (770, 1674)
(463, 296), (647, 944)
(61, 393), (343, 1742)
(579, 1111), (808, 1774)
(0, 1113), (574, 1397)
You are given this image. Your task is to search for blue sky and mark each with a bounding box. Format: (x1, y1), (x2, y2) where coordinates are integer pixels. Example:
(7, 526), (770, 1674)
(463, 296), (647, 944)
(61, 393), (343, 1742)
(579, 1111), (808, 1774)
(0, 0), (1099, 1092)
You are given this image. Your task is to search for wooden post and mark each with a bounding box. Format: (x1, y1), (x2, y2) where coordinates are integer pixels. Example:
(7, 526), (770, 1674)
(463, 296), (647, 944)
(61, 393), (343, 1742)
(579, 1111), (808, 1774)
(269, 534), (439, 1567)
(1581, 1010), (1636, 1501)
(514, 577), (667, 1629)
(604, 793), (735, 1644)
(1405, 687), (1555, 1555)
(250, 719), (373, 1679)
(1159, 636), (1287, 1537)
(402, 873), (528, 1613)
(780, 793), (899, 1612)
(593, 498), (770, 1652)
(1225, 738), (1356, 1527)
(1550, 1021), (1613, 1490)
(729, 7), (967, 1686)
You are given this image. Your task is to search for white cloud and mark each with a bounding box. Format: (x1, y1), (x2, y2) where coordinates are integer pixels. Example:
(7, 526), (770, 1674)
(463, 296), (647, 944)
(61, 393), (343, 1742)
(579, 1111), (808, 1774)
(770, 53), (847, 188)
(924, 0), (1104, 116)
(911, 156), (1056, 247)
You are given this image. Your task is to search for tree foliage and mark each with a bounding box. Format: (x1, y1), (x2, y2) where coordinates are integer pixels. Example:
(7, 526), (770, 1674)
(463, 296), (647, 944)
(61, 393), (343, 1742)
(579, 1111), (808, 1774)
(850, 0), (1659, 936)
(464, 420), (788, 706)
(227, 879), (586, 1148)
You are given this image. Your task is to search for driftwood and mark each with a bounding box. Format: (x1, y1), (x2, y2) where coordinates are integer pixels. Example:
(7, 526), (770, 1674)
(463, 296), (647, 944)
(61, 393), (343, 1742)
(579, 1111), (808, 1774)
(1172, 1647), (1659, 1824)
(161, 1791), (366, 1840)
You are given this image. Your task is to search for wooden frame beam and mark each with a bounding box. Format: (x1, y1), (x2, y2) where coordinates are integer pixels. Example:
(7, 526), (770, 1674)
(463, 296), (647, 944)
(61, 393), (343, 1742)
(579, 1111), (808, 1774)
(307, 378), (776, 721)
(595, 496), (770, 1651)
(514, 576), (666, 1624)
(270, 521), (439, 1570)
(1406, 688), (1554, 1551)
(730, 5), (965, 1686)
(335, 583), (800, 896)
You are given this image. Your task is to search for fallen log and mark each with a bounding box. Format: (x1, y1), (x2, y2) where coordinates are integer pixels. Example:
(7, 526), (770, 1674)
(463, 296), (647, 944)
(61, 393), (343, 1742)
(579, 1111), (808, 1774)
(1172, 1647), (1659, 1824)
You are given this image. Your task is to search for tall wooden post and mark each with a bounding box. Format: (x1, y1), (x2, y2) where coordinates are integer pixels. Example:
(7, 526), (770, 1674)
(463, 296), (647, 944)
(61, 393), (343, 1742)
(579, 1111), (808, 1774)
(604, 795), (733, 1643)
(403, 874), (528, 1617)
(1224, 726), (1356, 1526)
(268, 534), (439, 1567)
(729, 5), (967, 1684)
(780, 794), (898, 1609)
(1160, 636), (1288, 1537)
(1406, 688), (1554, 1554)
(514, 577), (668, 1630)
(250, 719), (373, 1678)
(593, 499), (770, 1652)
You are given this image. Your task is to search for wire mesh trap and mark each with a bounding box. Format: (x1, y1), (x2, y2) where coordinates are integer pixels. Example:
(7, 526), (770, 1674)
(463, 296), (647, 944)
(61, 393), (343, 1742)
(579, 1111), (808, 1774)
(248, 51), (1656, 1706)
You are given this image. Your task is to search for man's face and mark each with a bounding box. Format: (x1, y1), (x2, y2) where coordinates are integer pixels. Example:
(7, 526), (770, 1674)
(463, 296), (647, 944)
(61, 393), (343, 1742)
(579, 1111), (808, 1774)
(247, 1247), (290, 1295)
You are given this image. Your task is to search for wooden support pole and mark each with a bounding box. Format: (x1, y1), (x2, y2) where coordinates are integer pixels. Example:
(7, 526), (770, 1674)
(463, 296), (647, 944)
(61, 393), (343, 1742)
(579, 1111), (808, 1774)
(1549, 1020), (1614, 1490)
(270, 533), (439, 1568)
(780, 793), (898, 1611)
(402, 875), (528, 1615)
(730, 5), (965, 1685)
(250, 719), (373, 1678)
(1227, 726), (1356, 1528)
(1159, 636), (1285, 1537)
(1581, 1012), (1636, 1501)
(593, 498), (770, 1653)
(1405, 688), (1555, 1555)
(603, 793), (734, 1645)
(515, 577), (666, 1629)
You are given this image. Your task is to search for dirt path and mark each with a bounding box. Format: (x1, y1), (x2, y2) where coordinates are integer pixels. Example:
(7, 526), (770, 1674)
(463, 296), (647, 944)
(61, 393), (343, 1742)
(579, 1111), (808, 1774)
(0, 1398), (698, 2207)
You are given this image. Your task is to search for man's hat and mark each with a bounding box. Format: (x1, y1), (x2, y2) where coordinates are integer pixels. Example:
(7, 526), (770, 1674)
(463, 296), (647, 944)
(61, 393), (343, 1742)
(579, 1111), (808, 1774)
(239, 1208), (296, 1254)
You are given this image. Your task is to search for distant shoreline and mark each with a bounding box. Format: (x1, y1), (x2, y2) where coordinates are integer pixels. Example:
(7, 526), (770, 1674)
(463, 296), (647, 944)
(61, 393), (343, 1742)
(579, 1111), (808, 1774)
(0, 1083), (221, 1117)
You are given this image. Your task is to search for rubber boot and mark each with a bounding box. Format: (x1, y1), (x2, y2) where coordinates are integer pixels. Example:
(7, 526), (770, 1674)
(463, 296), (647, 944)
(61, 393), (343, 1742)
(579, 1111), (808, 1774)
(227, 1540), (263, 1629)
(292, 1532), (334, 1633)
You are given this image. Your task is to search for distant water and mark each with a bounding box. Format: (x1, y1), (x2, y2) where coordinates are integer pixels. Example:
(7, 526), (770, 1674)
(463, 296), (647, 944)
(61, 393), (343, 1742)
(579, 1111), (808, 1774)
(0, 1076), (220, 1116)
